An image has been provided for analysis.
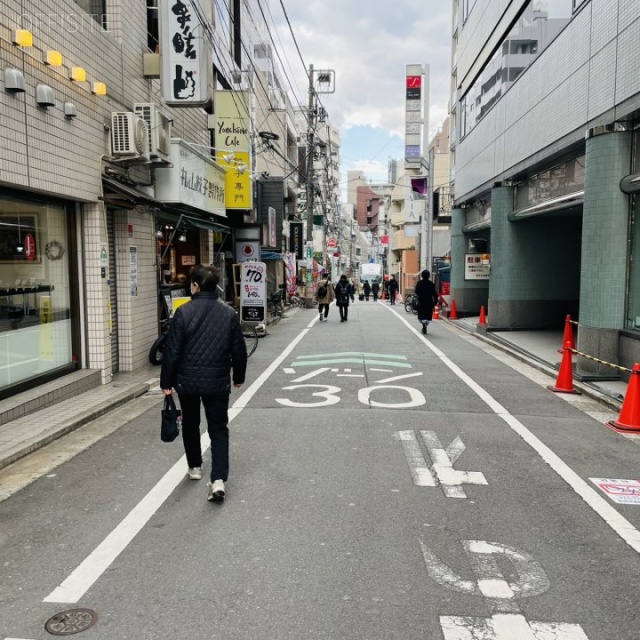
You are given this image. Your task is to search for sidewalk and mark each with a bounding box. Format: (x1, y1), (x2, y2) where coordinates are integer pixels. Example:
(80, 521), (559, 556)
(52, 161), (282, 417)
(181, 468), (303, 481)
(0, 315), (629, 474)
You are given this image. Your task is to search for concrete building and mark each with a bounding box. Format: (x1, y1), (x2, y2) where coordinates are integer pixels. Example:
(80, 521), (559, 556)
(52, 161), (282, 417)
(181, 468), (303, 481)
(449, 0), (640, 378)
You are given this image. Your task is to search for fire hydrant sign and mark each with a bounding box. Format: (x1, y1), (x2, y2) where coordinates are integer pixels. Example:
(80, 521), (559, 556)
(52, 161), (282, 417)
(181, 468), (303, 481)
(240, 261), (266, 323)
(590, 478), (640, 504)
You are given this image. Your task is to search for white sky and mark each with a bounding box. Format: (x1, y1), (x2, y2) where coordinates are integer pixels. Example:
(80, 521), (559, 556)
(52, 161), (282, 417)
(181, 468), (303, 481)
(268, 0), (453, 149)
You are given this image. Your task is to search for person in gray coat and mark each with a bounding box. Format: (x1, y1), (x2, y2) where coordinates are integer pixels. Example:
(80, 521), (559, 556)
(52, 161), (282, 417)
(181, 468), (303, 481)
(161, 265), (247, 502)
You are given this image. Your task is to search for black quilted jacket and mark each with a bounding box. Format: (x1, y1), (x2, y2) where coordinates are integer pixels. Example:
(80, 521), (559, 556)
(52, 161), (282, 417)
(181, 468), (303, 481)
(160, 291), (247, 396)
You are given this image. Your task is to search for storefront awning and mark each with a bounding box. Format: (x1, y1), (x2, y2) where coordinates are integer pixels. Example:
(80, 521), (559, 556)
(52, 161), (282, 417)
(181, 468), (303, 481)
(462, 218), (491, 233)
(101, 177), (159, 207)
(261, 250), (284, 261)
(156, 211), (230, 234)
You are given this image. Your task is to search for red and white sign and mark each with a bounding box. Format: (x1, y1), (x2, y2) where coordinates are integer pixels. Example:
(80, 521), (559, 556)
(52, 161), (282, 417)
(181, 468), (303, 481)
(590, 478), (640, 504)
(235, 241), (260, 263)
(24, 233), (36, 261)
(327, 237), (337, 249)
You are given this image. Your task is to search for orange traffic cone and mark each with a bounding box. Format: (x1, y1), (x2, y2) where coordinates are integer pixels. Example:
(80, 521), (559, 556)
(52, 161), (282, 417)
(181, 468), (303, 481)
(479, 306), (487, 326)
(558, 315), (576, 354)
(608, 364), (640, 432)
(433, 305), (440, 320)
(548, 341), (579, 394)
(449, 299), (458, 320)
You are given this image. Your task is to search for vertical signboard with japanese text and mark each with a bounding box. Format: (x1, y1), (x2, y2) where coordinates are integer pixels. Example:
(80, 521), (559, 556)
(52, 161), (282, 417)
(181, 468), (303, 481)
(289, 222), (304, 260)
(240, 261), (266, 323)
(405, 64), (424, 164)
(214, 91), (253, 210)
(160, 0), (211, 106)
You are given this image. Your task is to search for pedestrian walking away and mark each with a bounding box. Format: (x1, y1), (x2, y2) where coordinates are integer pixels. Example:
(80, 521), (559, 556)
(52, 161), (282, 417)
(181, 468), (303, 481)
(388, 275), (399, 305)
(334, 274), (355, 322)
(363, 280), (371, 301)
(315, 270), (335, 321)
(160, 264), (247, 503)
(371, 280), (380, 301)
(414, 269), (439, 334)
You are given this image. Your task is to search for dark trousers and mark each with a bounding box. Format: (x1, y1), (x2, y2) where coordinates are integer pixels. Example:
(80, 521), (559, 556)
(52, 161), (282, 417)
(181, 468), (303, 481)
(338, 304), (348, 321)
(178, 393), (230, 482)
(318, 303), (329, 318)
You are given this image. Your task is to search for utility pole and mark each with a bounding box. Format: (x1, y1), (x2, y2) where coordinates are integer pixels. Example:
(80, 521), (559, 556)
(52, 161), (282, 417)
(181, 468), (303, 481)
(305, 64), (316, 244)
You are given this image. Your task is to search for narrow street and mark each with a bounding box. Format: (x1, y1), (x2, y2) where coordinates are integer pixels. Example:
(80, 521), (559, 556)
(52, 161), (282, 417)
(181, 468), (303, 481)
(1, 303), (639, 640)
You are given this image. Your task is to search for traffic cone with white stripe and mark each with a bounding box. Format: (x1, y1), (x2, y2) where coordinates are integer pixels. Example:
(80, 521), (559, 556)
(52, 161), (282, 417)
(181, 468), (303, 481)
(608, 364), (640, 432)
(548, 341), (579, 394)
(558, 315), (576, 354)
(433, 305), (440, 320)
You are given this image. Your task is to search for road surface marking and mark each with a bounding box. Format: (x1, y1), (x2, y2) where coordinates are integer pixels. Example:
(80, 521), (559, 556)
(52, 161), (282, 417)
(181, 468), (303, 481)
(386, 305), (640, 554)
(43, 325), (312, 604)
(440, 614), (589, 639)
(398, 431), (437, 486)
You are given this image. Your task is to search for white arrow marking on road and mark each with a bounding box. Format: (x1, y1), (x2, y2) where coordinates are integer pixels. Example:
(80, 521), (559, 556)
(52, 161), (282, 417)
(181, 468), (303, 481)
(440, 614), (590, 639)
(398, 431), (437, 487)
(420, 431), (488, 498)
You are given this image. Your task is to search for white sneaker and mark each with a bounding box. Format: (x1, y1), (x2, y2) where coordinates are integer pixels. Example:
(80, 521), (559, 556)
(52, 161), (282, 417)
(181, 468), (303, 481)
(207, 479), (225, 501)
(187, 467), (202, 480)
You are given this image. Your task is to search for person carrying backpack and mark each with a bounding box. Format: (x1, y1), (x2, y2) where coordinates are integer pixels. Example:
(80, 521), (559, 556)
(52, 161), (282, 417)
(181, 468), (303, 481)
(334, 274), (355, 322)
(315, 270), (334, 322)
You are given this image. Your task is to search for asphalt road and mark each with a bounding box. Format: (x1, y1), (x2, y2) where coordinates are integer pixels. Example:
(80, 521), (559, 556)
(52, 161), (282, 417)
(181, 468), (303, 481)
(1, 301), (640, 640)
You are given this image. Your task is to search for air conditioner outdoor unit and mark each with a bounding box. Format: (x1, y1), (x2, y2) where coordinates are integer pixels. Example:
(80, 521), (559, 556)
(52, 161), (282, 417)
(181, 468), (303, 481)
(111, 112), (150, 162)
(133, 103), (172, 162)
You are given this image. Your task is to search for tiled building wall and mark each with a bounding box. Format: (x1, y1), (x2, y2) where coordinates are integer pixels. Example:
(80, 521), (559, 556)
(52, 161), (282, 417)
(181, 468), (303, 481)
(113, 209), (157, 371)
(1, 1), (214, 379)
(454, 0), (638, 199)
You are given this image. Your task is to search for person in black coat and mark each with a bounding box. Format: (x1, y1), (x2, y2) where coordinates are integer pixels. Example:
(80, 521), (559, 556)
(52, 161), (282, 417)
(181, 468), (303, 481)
(161, 265), (247, 502)
(388, 275), (399, 304)
(334, 274), (355, 322)
(414, 269), (439, 334)
(363, 280), (371, 301)
(371, 280), (380, 301)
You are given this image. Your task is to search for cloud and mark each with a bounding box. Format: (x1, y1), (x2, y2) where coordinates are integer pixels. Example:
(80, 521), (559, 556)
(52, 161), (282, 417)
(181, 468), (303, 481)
(269, 0), (452, 136)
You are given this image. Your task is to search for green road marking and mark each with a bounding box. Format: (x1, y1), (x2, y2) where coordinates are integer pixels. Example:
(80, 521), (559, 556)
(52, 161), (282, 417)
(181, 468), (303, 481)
(294, 352), (408, 361)
(291, 352), (411, 368)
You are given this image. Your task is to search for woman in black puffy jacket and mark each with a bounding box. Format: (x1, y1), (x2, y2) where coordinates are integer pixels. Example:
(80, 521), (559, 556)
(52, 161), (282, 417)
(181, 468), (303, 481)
(161, 265), (247, 502)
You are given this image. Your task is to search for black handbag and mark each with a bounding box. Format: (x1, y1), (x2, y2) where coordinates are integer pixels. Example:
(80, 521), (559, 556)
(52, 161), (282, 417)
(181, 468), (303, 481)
(161, 394), (182, 442)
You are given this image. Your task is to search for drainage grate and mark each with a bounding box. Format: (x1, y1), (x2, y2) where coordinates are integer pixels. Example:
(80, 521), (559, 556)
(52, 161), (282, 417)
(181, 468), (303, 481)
(45, 609), (98, 635)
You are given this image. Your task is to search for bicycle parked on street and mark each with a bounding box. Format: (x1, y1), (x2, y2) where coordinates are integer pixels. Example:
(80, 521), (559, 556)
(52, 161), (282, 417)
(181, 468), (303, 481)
(267, 291), (284, 325)
(404, 292), (419, 314)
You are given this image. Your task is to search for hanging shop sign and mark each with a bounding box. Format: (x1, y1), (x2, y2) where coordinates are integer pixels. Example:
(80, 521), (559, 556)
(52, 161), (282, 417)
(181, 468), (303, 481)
(155, 139), (226, 216)
(235, 241), (260, 263)
(159, 0), (212, 106)
(214, 91), (252, 210)
(289, 222), (303, 260)
(240, 261), (266, 323)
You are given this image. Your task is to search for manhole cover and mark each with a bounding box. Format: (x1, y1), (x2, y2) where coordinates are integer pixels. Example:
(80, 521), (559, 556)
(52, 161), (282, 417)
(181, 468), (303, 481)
(45, 609), (98, 635)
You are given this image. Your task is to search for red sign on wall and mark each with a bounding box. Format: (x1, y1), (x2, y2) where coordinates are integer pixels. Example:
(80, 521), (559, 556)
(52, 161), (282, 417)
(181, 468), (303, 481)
(24, 233), (36, 261)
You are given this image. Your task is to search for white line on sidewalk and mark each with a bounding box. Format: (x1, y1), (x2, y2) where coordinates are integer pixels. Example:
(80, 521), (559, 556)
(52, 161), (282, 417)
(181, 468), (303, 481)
(43, 327), (311, 604)
(385, 305), (640, 554)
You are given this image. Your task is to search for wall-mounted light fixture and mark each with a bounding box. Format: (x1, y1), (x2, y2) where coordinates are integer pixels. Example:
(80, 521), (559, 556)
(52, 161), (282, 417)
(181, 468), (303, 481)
(13, 30), (33, 47)
(70, 67), (87, 82)
(45, 50), (63, 66)
(91, 82), (107, 96)
(178, 232), (187, 242)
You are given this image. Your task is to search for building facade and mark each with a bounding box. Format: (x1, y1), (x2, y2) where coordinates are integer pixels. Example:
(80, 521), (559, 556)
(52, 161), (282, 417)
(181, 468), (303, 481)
(450, 0), (640, 378)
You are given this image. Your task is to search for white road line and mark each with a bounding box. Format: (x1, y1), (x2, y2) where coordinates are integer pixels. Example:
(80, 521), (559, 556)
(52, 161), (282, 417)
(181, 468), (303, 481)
(398, 431), (436, 486)
(291, 367), (330, 382)
(375, 372), (423, 384)
(385, 305), (640, 554)
(43, 326), (312, 604)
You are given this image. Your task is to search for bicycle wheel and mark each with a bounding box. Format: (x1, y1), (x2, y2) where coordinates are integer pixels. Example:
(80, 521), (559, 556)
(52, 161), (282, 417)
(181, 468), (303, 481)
(268, 304), (282, 325)
(240, 323), (258, 357)
(404, 298), (414, 313)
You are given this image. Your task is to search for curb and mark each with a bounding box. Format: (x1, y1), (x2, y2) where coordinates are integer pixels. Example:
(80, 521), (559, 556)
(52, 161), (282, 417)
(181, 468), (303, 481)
(0, 381), (156, 472)
(441, 318), (624, 413)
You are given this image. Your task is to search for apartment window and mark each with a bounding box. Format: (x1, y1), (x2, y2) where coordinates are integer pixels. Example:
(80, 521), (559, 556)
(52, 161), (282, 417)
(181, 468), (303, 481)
(461, 0), (572, 139)
(215, 0), (231, 53)
(147, 0), (159, 52)
(73, 0), (107, 29)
